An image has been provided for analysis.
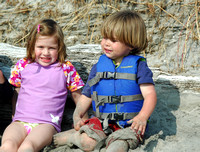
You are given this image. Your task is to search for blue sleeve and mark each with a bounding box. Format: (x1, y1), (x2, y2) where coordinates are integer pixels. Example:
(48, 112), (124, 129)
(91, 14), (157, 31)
(137, 60), (154, 85)
(82, 64), (97, 98)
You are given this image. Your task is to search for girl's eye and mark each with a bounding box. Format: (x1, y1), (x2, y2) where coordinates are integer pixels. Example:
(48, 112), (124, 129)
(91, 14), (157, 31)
(37, 46), (43, 48)
(49, 47), (56, 50)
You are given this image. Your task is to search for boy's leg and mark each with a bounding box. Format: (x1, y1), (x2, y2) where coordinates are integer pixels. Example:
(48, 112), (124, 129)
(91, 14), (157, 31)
(53, 129), (76, 147)
(106, 140), (128, 152)
(54, 117), (106, 151)
(18, 123), (56, 152)
(106, 127), (141, 151)
(53, 129), (97, 151)
(0, 122), (27, 152)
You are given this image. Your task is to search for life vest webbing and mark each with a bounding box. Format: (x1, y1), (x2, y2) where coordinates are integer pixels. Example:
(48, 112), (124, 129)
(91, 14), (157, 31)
(94, 112), (139, 121)
(92, 91), (100, 117)
(91, 92), (143, 108)
(88, 72), (136, 87)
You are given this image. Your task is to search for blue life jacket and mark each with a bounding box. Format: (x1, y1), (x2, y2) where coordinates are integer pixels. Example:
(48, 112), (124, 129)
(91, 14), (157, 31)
(89, 54), (144, 128)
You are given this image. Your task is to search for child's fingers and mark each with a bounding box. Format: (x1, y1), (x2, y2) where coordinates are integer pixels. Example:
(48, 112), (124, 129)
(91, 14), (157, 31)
(74, 119), (84, 131)
(138, 123), (146, 135)
(127, 119), (137, 130)
(127, 119), (133, 124)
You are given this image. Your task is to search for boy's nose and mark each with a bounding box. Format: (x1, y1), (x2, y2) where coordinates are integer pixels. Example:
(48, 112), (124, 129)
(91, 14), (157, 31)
(104, 39), (111, 46)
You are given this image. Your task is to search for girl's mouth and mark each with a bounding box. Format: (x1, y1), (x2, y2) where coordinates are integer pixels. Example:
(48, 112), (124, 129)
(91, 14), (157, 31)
(40, 57), (51, 63)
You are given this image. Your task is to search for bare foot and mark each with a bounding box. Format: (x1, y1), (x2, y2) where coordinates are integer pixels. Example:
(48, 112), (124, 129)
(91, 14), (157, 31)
(53, 129), (75, 147)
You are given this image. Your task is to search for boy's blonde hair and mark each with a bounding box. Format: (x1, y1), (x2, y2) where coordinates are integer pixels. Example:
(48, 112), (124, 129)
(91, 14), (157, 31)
(26, 19), (67, 63)
(101, 10), (148, 54)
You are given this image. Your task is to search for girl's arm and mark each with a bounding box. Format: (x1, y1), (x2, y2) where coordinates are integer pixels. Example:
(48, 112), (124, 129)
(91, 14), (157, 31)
(72, 94), (92, 131)
(128, 83), (157, 135)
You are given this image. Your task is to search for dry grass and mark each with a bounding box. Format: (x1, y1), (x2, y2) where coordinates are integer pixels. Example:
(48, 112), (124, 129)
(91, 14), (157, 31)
(0, 0), (199, 73)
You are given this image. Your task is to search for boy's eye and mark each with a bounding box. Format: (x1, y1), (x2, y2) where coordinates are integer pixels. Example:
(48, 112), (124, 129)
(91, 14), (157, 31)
(111, 39), (119, 42)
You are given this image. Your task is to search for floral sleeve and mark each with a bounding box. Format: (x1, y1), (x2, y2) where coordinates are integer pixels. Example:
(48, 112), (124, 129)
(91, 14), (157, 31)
(8, 58), (29, 87)
(62, 61), (84, 92)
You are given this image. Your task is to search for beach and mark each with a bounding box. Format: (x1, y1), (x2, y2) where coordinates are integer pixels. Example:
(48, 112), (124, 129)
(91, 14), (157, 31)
(0, 0), (200, 151)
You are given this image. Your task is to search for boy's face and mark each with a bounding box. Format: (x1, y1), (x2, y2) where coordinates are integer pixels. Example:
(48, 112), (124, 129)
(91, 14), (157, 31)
(34, 35), (58, 66)
(101, 38), (133, 65)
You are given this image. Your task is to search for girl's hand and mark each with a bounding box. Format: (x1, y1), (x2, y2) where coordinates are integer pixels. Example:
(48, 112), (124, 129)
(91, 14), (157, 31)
(127, 115), (147, 135)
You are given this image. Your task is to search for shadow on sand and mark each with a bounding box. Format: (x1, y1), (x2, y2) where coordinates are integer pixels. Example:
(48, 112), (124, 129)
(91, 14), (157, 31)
(141, 79), (180, 151)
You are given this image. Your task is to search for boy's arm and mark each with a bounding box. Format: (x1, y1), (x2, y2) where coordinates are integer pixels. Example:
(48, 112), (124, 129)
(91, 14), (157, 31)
(71, 89), (89, 121)
(71, 89), (82, 105)
(73, 94), (92, 131)
(128, 83), (157, 135)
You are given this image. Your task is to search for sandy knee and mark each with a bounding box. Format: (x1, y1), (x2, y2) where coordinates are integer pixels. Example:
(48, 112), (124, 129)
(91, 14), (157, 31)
(79, 133), (97, 151)
(106, 140), (128, 152)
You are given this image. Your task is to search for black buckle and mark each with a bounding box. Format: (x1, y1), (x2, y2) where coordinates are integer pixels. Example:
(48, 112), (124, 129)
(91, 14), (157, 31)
(114, 113), (124, 120)
(111, 95), (121, 103)
(103, 72), (116, 79)
(108, 113), (124, 121)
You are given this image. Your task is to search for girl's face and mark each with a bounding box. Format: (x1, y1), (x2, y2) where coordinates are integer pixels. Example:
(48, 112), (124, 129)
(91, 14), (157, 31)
(34, 35), (58, 66)
(101, 38), (133, 65)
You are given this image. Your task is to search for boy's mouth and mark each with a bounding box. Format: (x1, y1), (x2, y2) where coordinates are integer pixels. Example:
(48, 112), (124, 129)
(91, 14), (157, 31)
(104, 48), (112, 53)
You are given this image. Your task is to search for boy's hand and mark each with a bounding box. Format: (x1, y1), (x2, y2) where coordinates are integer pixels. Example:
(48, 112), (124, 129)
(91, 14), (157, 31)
(127, 115), (147, 135)
(73, 117), (85, 131)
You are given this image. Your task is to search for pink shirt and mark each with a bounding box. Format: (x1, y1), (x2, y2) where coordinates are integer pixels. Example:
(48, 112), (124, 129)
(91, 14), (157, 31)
(9, 58), (84, 132)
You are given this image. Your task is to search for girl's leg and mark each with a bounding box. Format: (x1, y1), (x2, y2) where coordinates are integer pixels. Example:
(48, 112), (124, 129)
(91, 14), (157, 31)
(0, 122), (27, 152)
(18, 123), (56, 152)
(53, 129), (97, 151)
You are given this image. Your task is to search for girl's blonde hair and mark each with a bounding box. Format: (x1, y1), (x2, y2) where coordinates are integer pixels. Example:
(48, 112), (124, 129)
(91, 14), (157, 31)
(26, 19), (67, 63)
(101, 10), (148, 54)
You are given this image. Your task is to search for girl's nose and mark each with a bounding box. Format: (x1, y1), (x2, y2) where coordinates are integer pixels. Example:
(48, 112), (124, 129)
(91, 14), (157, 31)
(43, 48), (49, 55)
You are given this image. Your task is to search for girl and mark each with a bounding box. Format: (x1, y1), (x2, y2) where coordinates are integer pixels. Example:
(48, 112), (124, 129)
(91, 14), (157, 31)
(53, 10), (157, 152)
(0, 19), (85, 152)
